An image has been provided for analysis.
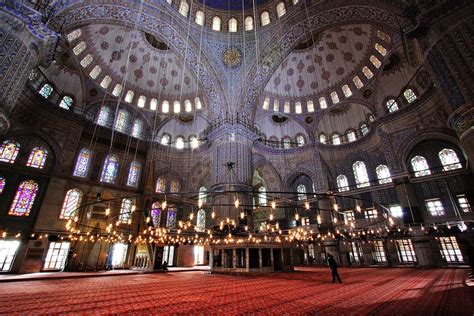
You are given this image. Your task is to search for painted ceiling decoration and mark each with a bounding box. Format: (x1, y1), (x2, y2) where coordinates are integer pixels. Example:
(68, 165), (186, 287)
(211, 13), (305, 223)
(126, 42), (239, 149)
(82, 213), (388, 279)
(264, 24), (376, 98)
(76, 23), (203, 111)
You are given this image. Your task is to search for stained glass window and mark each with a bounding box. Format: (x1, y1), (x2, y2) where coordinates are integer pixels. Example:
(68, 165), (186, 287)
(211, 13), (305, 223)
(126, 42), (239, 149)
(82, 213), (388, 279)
(276, 2), (286, 17)
(73, 148), (92, 177)
(132, 119), (143, 138)
(151, 202), (162, 227)
(156, 178), (166, 193)
(9, 180), (39, 216)
(166, 208), (177, 228)
(297, 184), (307, 201)
(0, 177), (5, 194)
(26, 147), (48, 169)
(60, 189), (82, 219)
(119, 198), (132, 223)
(376, 165), (392, 184)
(196, 209), (206, 232)
(195, 10), (205, 25)
(245, 16), (254, 31)
(39, 84), (53, 98)
(170, 181), (179, 193)
(73, 41), (86, 55)
(199, 186), (207, 203)
(97, 106), (110, 126)
(67, 29), (82, 42)
(337, 175), (349, 192)
(127, 161), (141, 187)
(229, 18), (238, 32)
(115, 110), (128, 133)
(411, 155), (431, 177)
(178, 0), (189, 17)
(100, 154), (119, 183)
(258, 186), (267, 206)
(59, 96), (73, 110)
(439, 148), (462, 171)
(0, 140), (20, 164)
(353, 161), (370, 188)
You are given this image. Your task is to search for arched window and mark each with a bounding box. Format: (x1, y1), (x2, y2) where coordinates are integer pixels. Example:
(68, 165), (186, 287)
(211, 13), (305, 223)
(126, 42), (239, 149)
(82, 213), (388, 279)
(347, 130), (356, 142)
(150, 98), (158, 111)
(115, 109), (128, 133)
(97, 106), (110, 126)
(190, 135), (199, 149)
(151, 202), (162, 227)
(362, 66), (373, 79)
(212, 16), (221, 31)
(411, 155), (431, 177)
(258, 186), (267, 206)
(260, 11), (271, 26)
(26, 147), (48, 169)
(199, 186), (207, 203)
(245, 16), (254, 31)
(9, 180), (39, 216)
(119, 198), (132, 223)
(196, 209), (206, 232)
(124, 90), (134, 103)
(353, 76), (364, 89)
(160, 134), (170, 146)
(176, 136), (185, 149)
(319, 97), (327, 109)
(39, 84), (53, 98)
(336, 175), (349, 192)
(173, 101), (181, 113)
(59, 96), (73, 110)
(162, 100), (170, 113)
(360, 123), (369, 135)
(112, 84), (122, 97)
(100, 154), (119, 183)
(331, 133), (341, 145)
(170, 180), (180, 193)
(276, 2), (287, 18)
(127, 161), (141, 187)
(228, 18), (237, 32)
(184, 99), (192, 112)
(319, 134), (327, 144)
(195, 10), (205, 25)
(342, 85), (352, 97)
(262, 97), (270, 110)
(331, 91), (339, 104)
(284, 101), (291, 113)
(353, 161), (370, 188)
(60, 189), (82, 219)
(73, 148), (92, 177)
(0, 177), (5, 194)
(131, 119), (143, 138)
(386, 99), (399, 112)
(404, 89), (417, 103)
(439, 148), (462, 171)
(67, 29), (82, 42)
(297, 184), (307, 201)
(296, 135), (305, 147)
(376, 165), (392, 184)
(375, 43), (387, 56)
(178, 1), (189, 17)
(90, 66), (102, 80)
(273, 99), (280, 112)
(283, 137), (291, 149)
(156, 178), (166, 193)
(166, 208), (177, 228)
(370, 55), (381, 68)
(295, 101), (302, 114)
(100, 75), (111, 88)
(73, 41), (86, 55)
(195, 97), (202, 109)
(137, 95), (146, 108)
(307, 100), (315, 112)
(0, 140), (20, 164)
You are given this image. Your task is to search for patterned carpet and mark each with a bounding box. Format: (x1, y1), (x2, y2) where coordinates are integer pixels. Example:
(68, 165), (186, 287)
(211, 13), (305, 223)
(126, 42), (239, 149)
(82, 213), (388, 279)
(0, 267), (472, 315)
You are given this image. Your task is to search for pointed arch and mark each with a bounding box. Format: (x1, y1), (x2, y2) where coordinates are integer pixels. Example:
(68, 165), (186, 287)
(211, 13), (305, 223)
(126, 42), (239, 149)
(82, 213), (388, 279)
(60, 189), (83, 219)
(9, 180), (39, 216)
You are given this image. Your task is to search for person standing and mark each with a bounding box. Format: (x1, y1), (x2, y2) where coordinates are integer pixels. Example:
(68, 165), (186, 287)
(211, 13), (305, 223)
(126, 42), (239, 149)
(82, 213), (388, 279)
(327, 254), (342, 284)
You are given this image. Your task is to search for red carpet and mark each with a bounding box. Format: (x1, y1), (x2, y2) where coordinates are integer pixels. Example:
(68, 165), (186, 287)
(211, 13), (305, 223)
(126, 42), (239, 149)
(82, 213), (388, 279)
(0, 267), (472, 315)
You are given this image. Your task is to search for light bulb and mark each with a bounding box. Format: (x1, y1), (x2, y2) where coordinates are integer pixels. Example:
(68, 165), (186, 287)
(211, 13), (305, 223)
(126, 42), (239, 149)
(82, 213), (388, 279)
(240, 212), (244, 219)
(270, 213), (274, 221)
(333, 203), (338, 211)
(211, 211), (216, 219)
(235, 199), (240, 209)
(162, 201), (167, 209)
(333, 217), (337, 223)
(131, 205), (136, 212)
(190, 213), (194, 220)
(295, 214), (299, 221)
(305, 202), (310, 210)
(105, 208), (110, 216)
(271, 201), (276, 209)
(356, 205), (361, 212)
(198, 199), (203, 208)
(146, 217), (150, 223)
(317, 215), (321, 224)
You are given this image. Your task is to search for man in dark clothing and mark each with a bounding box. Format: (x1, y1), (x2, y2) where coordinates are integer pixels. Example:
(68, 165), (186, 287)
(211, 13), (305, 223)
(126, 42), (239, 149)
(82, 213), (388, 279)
(327, 254), (342, 283)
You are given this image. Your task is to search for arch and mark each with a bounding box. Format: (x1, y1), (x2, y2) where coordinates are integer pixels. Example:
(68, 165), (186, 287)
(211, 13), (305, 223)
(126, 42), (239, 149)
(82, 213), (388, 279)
(212, 16), (222, 31)
(156, 177), (166, 193)
(260, 11), (271, 26)
(9, 180), (39, 216)
(60, 189), (83, 219)
(438, 148), (462, 171)
(228, 18), (237, 32)
(375, 165), (392, 184)
(195, 10), (205, 25)
(115, 109), (129, 133)
(410, 156), (431, 177)
(178, 1), (189, 17)
(276, 2), (287, 18)
(336, 175), (349, 192)
(244, 16), (254, 31)
(253, 158), (283, 192)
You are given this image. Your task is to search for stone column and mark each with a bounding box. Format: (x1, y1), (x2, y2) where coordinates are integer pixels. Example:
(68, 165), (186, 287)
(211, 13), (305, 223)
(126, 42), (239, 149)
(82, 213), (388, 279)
(0, 2), (57, 133)
(208, 123), (257, 226)
(394, 177), (422, 224)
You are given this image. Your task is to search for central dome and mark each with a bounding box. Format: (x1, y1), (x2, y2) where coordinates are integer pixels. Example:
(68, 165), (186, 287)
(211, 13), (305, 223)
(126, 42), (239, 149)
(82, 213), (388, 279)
(196, 0), (270, 11)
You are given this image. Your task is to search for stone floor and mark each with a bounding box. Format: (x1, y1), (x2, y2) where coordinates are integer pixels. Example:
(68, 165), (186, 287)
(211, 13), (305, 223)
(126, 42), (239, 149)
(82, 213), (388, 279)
(0, 267), (472, 315)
